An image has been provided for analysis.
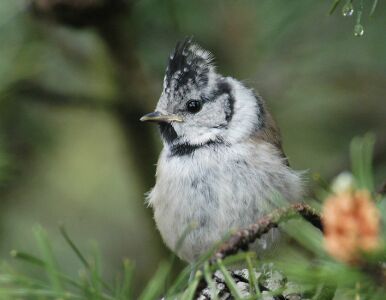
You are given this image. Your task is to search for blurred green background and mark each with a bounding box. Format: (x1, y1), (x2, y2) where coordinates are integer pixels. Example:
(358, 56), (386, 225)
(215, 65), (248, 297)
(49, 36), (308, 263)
(0, 0), (385, 293)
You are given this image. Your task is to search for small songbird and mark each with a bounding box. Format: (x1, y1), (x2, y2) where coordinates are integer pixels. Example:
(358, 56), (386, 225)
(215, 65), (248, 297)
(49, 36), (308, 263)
(141, 38), (303, 263)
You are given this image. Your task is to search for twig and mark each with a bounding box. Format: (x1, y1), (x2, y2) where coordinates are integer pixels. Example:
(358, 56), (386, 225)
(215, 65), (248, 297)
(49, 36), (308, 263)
(211, 203), (322, 262)
(30, 0), (129, 28)
(10, 80), (111, 110)
(359, 262), (386, 287)
(377, 180), (386, 196)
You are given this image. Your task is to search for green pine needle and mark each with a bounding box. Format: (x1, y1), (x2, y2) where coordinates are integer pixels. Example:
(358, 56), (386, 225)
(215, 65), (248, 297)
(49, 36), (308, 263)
(203, 262), (219, 300)
(217, 259), (243, 300)
(60, 225), (90, 270)
(181, 270), (202, 300)
(246, 253), (261, 297)
(350, 133), (375, 191)
(33, 226), (64, 294)
(138, 261), (171, 300)
(370, 0), (379, 16)
(329, 0), (343, 15)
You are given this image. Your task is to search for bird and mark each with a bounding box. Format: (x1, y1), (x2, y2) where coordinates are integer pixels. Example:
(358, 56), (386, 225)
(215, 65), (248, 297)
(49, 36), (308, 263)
(140, 38), (304, 263)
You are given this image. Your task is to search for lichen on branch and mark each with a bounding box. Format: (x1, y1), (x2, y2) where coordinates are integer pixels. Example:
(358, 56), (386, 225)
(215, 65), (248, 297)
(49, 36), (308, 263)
(212, 203), (323, 262)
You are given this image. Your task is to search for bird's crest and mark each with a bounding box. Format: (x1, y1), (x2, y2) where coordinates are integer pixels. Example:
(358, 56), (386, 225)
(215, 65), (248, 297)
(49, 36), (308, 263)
(164, 38), (215, 95)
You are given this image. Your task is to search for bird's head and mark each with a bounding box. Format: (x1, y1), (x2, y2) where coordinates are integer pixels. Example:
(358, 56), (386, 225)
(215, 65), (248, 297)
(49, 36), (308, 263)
(141, 38), (267, 156)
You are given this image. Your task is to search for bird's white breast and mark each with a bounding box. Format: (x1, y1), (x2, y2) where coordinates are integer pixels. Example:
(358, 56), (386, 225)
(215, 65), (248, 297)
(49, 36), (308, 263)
(147, 141), (303, 262)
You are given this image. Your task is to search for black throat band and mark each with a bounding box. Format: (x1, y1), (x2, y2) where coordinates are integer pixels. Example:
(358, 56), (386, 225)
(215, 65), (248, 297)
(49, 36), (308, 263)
(169, 138), (224, 157)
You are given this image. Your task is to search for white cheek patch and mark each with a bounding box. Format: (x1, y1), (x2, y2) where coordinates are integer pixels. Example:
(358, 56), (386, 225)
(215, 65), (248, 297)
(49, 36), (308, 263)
(173, 121), (222, 146)
(225, 78), (260, 144)
(198, 99), (227, 127)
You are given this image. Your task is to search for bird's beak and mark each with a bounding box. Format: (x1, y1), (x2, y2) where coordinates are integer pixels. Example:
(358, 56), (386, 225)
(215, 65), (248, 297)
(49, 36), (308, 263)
(140, 111), (183, 123)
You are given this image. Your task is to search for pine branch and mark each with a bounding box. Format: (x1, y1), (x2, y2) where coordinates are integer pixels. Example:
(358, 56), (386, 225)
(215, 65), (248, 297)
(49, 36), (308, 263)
(211, 203), (323, 262)
(30, 0), (129, 28)
(377, 180), (386, 196)
(10, 80), (111, 110)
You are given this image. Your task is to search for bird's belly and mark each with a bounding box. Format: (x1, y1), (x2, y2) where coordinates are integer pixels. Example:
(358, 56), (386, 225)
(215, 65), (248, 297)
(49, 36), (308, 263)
(150, 152), (280, 262)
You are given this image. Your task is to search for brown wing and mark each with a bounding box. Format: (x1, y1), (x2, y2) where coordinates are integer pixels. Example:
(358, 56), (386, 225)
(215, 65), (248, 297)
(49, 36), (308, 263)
(252, 102), (290, 166)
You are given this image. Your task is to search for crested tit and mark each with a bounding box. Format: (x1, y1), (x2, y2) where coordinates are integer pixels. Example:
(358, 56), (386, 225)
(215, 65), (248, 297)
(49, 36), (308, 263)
(141, 39), (303, 262)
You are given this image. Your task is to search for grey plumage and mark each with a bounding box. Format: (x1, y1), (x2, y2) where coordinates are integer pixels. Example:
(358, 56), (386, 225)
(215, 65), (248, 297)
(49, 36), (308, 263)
(141, 39), (303, 262)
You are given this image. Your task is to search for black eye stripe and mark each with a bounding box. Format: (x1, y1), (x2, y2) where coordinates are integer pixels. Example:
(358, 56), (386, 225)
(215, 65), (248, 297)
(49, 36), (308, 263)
(254, 93), (265, 129)
(224, 93), (234, 123)
(212, 80), (234, 123)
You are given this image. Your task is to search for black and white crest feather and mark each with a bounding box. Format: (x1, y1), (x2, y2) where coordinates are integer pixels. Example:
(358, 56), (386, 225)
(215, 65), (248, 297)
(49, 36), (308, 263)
(164, 38), (215, 95)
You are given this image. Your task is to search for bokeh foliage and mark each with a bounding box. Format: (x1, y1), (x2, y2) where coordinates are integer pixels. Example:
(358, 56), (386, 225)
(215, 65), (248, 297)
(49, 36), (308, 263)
(0, 0), (385, 297)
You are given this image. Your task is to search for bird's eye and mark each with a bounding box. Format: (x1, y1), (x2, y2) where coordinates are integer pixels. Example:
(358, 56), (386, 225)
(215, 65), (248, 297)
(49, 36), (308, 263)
(186, 100), (202, 113)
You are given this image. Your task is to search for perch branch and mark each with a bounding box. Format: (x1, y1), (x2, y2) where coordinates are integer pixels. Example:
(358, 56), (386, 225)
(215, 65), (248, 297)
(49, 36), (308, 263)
(30, 0), (129, 28)
(377, 180), (386, 196)
(211, 203), (323, 262)
(10, 80), (111, 110)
